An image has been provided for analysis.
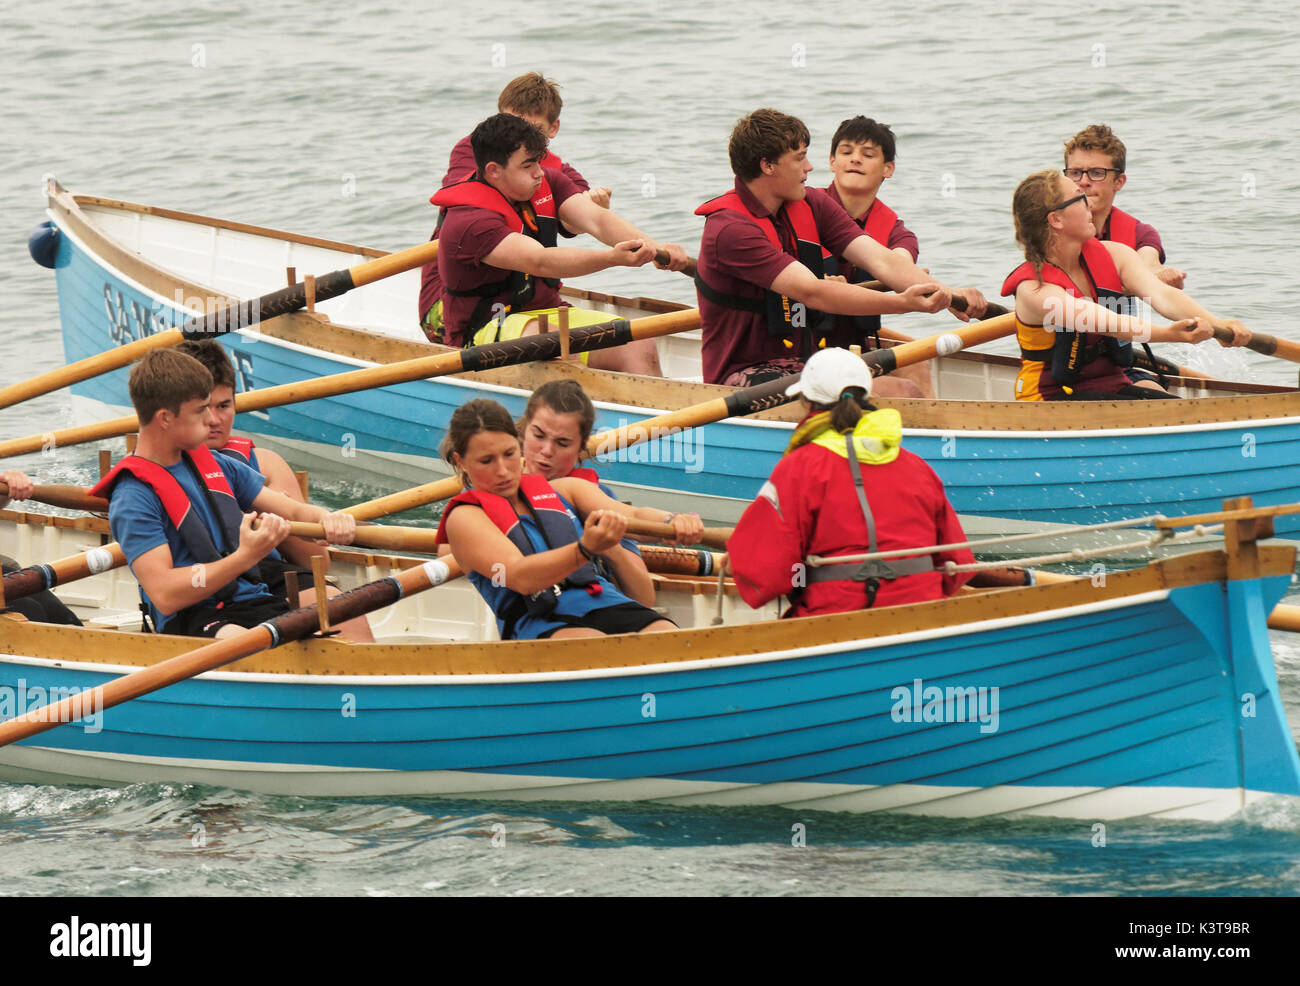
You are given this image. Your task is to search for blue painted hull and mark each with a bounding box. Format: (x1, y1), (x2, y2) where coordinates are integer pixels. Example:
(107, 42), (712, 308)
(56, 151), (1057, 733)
(47, 208), (1300, 538)
(1, 572), (1295, 819)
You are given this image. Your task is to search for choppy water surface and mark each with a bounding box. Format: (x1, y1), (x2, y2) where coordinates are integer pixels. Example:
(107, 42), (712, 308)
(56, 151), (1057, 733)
(1, 0), (1298, 895)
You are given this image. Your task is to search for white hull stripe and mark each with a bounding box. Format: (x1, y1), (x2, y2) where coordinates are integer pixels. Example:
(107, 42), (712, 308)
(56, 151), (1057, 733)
(0, 745), (1267, 822)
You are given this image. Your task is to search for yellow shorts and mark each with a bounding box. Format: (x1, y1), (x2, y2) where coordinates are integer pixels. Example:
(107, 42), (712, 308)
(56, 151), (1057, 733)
(470, 307), (621, 364)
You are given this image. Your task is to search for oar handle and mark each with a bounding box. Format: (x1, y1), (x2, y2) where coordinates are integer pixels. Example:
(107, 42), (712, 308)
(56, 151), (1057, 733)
(655, 251), (698, 279)
(287, 520), (441, 553)
(1212, 325), (1300, 363)
(624, 518), (732, 550)
(856, 279), (1010, 319)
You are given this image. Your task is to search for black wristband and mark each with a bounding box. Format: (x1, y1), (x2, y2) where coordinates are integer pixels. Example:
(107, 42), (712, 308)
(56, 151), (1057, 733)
(577, 540), (595, 562)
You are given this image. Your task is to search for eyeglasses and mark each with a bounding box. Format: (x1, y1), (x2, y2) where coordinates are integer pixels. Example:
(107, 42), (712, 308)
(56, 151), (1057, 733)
(1063, 167), (1122, 182)
(1047, 192), (1089, 213)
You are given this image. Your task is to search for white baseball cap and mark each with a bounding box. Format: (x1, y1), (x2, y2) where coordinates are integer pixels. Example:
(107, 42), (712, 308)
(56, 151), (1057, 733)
(784, 348), (873, 404)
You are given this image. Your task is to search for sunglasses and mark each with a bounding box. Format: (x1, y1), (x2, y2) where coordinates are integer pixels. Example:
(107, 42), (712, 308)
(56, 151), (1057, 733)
(1047, 192), (1088, 213)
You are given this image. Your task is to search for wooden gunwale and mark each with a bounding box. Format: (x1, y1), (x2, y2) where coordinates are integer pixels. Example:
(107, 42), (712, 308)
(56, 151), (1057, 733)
(1, 545), (1291, 677)
(53, 188), (1298, 432)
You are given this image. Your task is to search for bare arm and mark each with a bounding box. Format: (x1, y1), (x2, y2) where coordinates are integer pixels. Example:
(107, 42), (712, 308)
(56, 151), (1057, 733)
(769, 261), (950, 317)
(602, 545), (655, 607)
(1017, 281), (1212, 345)
(130, 512), (288, 617)
(841, 235), (986, 318)
(553, 478), (704, 544)
(250, 448), (327, 570)
(250, 487), (356, 544)
(1108, 242), (1248, 345)
(444, 503), (628, 596)
(557, 196), (690, 270)
(482, 231), (654, 280)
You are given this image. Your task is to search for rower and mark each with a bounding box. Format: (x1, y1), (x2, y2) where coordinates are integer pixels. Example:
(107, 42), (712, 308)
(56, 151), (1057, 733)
(1064, 124), (1185, 289)
(1004, 169), (1250, 401)
(435, 398), (702, 640)
(519, 379), (702, 607)
(727, 348), (974, 616)
(427, 113), (689, 375)
(1064, 125), (1189, 391)
(694, 108), (981, 389)
(419, 72), (613, 339)
(819, 116), (987, 398)
(176, 340), (373, 642)
(90, 350), (357, 639)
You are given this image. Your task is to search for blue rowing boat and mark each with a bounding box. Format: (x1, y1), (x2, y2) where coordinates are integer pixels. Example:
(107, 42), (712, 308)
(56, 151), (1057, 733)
(33, 180), (1300, 538)
(0, 506), (1295, 820)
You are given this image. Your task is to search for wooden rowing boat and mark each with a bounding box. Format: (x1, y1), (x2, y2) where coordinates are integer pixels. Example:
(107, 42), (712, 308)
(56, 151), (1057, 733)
(1, 502), (1296, 820)
(33, 179), (1300, 538)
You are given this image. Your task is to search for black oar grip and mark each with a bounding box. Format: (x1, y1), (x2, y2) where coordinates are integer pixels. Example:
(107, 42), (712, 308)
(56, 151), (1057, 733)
(865, 347), (897, 376)
(180, 268), (356, 340)
(458, 317), (632, 372)
(263, 575), (404, 647)
(723, 374), (800, 417)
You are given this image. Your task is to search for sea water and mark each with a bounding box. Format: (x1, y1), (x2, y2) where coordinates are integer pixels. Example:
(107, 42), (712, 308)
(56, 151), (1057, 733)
(0, 0), (1298, 897)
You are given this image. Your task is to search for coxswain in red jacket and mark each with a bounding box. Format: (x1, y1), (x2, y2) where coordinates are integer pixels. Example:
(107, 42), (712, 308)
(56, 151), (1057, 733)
(728, 348), (973, 616)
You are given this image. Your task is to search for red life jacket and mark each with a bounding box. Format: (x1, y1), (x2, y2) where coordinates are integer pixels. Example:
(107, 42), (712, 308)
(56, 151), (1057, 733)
(694, 191), (835, 355)
(1001, 237), (1135, 392)
(1103, 206), (1139, 249)
(829, 195), (901, 344)
(90, 444), (263, 606)
(435, 474), (603, 639)
(431, 176), (561, 337)
(566, 466), (601, 484)
(436, 474), (601, 588)
(217, 436), (256, 469)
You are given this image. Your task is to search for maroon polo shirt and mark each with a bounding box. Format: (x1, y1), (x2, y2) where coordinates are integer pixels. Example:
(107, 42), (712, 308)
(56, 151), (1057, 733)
(435, 166), (584, 347)
(821, 183), (919, 260)
(418, 135), (591, 323)
(695, 180), (865, 385)
(1099, 210), (1165, 262)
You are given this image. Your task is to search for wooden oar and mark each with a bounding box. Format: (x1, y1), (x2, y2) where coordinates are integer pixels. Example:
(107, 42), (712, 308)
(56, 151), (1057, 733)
(0, 308), (702, 460)
(0, 481), (105, 513)
(0, 241), (442, 411)
(852, 279), (1009, 320)
(343, 319), (1020, 522)
(288, 521), (441, 553)
(2, 543), (127, 604)
(0, 481), (463, 556)
(624, 518), (731, 551)
(1210, 327), (1300, 364)
(861, 313), (1017, 377)
(0, 558), (462, 749)
(639, 545), (727, 577)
